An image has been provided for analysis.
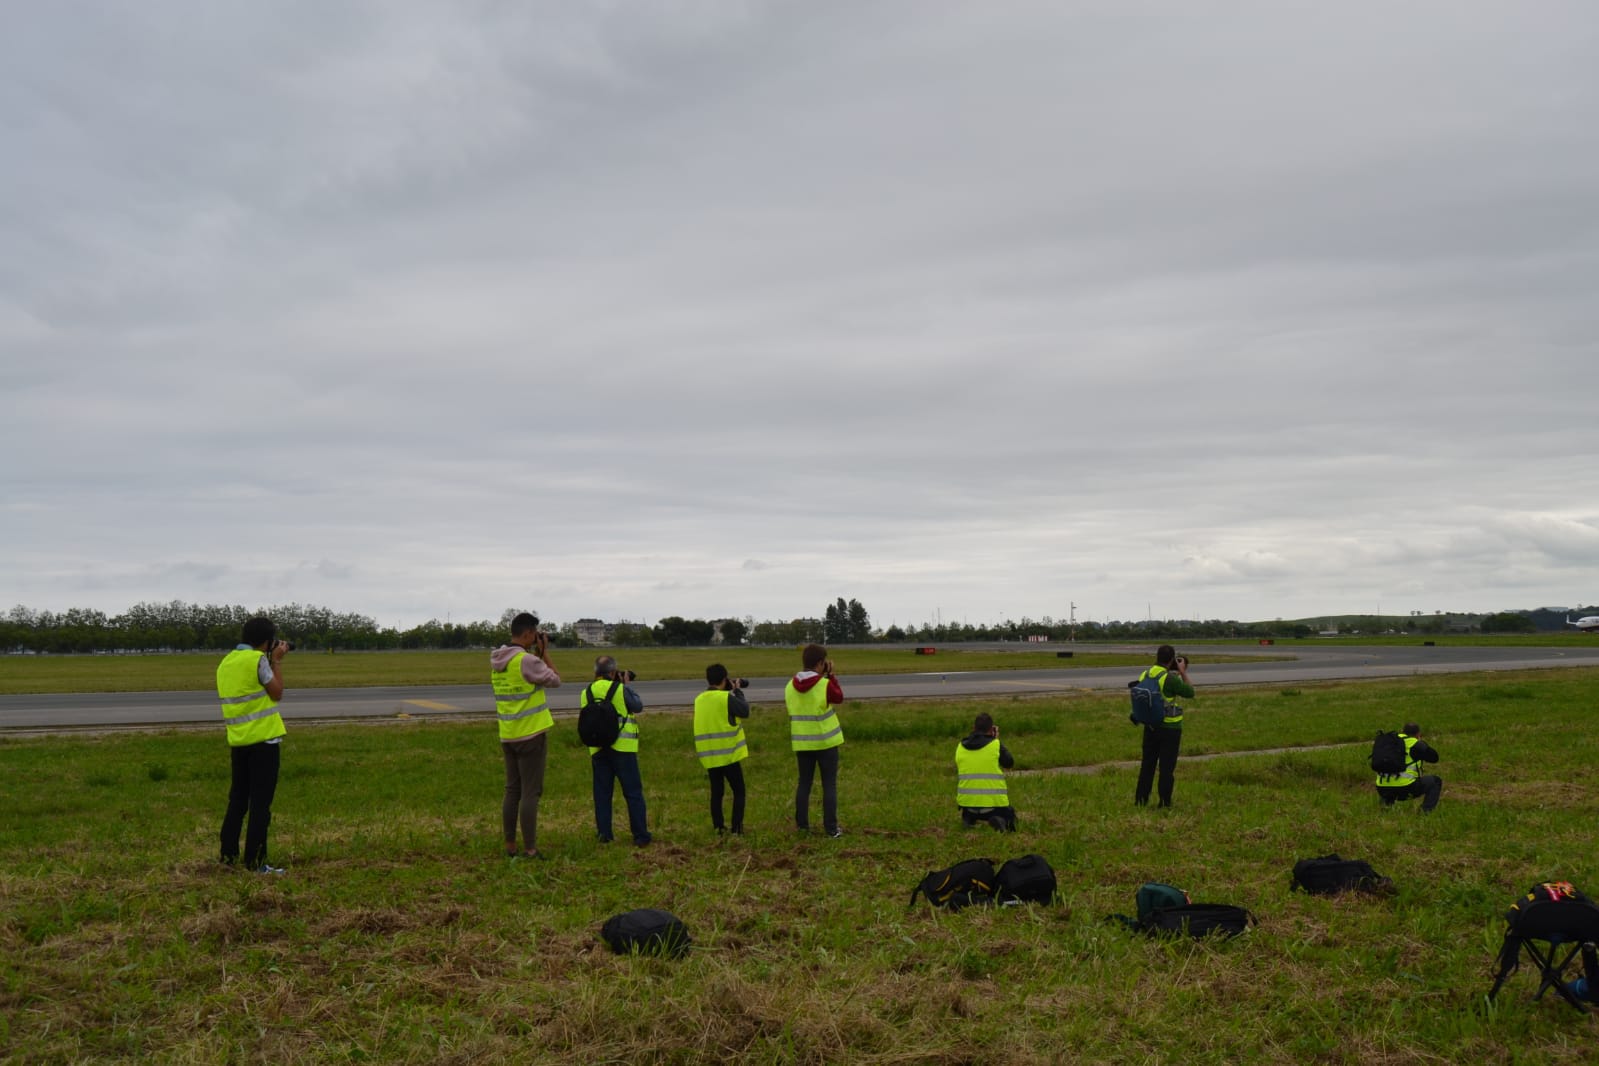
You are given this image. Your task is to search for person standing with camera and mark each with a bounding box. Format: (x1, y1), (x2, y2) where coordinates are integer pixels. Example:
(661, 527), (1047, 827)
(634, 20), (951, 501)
(489, 612), (562, 859)
(693, 663), (751, 836)
(583, 655), (651, 846)
(217, 616), (290, 873)
(1134, 644), (1194, 808)
(785, 643), (845, 837)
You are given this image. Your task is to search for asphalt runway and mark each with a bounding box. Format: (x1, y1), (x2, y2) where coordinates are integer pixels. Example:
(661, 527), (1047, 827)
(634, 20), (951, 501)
(4, 643), (1598, 734)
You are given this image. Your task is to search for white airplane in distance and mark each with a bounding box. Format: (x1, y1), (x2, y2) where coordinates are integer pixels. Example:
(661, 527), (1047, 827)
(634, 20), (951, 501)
(1565, 613), (1599, 632)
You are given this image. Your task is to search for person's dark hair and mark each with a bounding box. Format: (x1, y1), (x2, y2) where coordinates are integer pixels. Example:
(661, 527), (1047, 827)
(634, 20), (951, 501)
(801, 643), (827, 671)
(594, 654), (618, 678)
(1403, 722), (1421, 737)
(974, 712), (995, 735)
(1155, 644), (1177, 667)
(241, 616), (276, 649)
(706, 663), (728, 686)
(510, 612), (540, 637)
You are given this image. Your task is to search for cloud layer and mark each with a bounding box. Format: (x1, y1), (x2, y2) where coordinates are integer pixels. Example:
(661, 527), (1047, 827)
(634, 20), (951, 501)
(4, 2), (1597, 629)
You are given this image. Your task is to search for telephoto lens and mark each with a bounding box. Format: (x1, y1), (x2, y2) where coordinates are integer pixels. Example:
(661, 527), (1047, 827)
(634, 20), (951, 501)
(621, 669), (637, 683)
(735, 678), (750, 689)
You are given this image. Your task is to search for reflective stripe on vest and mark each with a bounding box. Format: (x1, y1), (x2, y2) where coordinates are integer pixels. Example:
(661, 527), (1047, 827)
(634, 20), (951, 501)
(693, 689), (748, 768)
(1376, 734), (1422, 786)
(955, 739), (1009, 807)
(584, 680), (639, 754)
(785, 678), (844, 751)
(1140, 664), (1183, 725)
(490, 649), (553, 742)
(217, 648), (285, 747)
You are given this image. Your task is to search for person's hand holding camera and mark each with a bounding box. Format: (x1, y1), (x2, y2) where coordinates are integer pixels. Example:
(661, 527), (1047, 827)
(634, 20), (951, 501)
(270, 639), (291, 663)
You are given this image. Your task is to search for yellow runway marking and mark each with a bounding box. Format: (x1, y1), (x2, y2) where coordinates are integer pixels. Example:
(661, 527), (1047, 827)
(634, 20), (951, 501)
(404, 699), (461, 711)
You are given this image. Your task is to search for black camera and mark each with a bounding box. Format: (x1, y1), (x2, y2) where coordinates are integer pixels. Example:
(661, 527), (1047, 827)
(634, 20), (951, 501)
(274, 639), (295, 653)
(733, 678), (749, 689)
(619, 669), (637, 683)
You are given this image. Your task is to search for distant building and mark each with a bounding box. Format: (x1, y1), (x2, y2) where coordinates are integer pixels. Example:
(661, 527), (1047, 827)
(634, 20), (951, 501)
(572, 618), (610, 645)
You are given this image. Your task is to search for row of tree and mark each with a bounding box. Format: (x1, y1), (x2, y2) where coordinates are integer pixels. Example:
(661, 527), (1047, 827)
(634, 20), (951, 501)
(1, 600), (1583, 655)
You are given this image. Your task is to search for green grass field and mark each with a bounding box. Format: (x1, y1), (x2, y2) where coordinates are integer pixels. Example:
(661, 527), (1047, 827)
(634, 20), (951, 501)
(4, 669), (1598, 1062)
(0, 646), (1191, 695)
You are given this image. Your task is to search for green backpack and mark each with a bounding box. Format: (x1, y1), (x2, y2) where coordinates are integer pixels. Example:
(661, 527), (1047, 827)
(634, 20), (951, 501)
(1136, 881), (1192, 921)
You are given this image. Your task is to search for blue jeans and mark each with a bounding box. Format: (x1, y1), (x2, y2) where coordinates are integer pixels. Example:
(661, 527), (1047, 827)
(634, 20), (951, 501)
(592, 749), (651, 844)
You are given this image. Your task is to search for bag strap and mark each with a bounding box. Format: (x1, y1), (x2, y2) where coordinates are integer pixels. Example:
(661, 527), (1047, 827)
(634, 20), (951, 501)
(586, 679), (624, 710)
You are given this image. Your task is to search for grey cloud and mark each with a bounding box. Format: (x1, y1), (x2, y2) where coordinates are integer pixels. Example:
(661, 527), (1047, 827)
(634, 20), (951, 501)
(3, 2), (1598, 628)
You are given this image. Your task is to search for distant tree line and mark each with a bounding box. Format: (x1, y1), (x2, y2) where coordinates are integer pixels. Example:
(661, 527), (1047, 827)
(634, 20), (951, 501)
(2, 600), (1586, 655)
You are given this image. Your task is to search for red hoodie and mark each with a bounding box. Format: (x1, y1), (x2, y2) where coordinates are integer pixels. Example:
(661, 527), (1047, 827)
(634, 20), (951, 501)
(789, 670), (843, 704)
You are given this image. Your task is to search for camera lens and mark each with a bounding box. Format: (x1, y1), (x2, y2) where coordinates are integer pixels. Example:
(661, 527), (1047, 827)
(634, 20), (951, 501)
(736, 678), (750, 689)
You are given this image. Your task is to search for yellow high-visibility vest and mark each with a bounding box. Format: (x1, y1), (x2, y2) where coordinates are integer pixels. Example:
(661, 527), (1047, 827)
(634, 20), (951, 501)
(1139, 665), (1184, 726)
(217, 648), (285, 747)
(491, 650), (553, 742)
(784, 679), (844, 751)
(583, 679), (639, 755)
(955, 740), (1008, 807)
(693, 689), (748, 769)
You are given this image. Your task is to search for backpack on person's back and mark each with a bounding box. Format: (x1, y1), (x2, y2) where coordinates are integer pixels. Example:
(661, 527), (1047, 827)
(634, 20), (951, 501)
(1128, 675), (1167, 727)
(1369, 730), (1408, 777)
(577, 680), (624, 748)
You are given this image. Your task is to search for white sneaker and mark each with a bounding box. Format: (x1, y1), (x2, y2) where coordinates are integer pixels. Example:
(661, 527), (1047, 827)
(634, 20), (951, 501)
(255, 863), (286, 875)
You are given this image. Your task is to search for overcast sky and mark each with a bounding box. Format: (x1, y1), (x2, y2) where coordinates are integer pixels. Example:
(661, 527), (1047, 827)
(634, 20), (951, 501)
(4, 2), (1597, 631)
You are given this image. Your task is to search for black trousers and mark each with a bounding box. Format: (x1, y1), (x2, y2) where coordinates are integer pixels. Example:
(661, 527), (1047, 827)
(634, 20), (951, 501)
(794, 747), (840, 833)
(960, 805), (1018, 831)
(221, 741), (281, 867)
(1135, 726), (1181, 807)
(707, 762), (746, 832)
(1377, 775), (1442, 812)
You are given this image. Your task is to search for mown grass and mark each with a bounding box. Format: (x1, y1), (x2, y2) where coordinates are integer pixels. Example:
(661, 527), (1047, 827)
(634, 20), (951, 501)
(0, 646), (1200, 695)
(3, 669), (1599, 1063)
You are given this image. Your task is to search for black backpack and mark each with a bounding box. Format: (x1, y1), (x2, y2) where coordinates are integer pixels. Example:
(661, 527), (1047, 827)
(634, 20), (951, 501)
(600, 908), (691, 958)
(995, 854), (1057, 905)
(577, 680), (624, 748)
(1128, 675), (1167, 727)
(1290, 854), (1395, 897)
(1142, 903), (1256, 939)
(1369, 730), (1408, 777)
(909, 858), (998, 910)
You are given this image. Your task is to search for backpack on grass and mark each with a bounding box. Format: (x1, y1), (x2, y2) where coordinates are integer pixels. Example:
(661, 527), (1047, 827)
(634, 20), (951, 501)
(1136, 881), (1191, 921)
(995, 854), (1057, 905)
(1290, 854), (1395, 897)
(600, 908), (691, 958)
(1143, 903), (1256, 940)
(1112, 881), (1253, 939)
(1369, 730), (1408, 778)
(577, 680), (624, 748)
(909, 858), (998, 910)
(1128, 675), (1167, 728)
